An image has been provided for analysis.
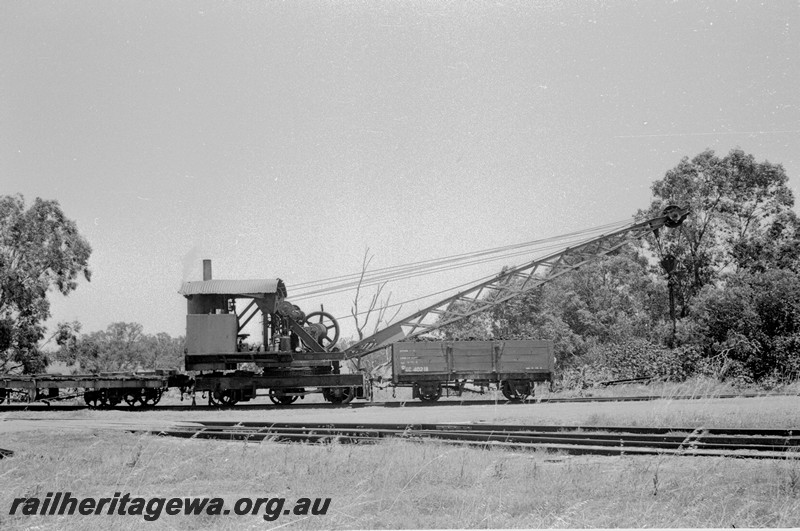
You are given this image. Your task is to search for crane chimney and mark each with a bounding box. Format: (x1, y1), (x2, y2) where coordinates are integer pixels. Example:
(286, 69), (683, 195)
(202, 259), (212, 281)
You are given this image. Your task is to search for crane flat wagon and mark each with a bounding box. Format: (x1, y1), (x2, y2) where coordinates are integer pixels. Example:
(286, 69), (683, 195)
(0, 371), (188, 407)
(391, 339), (554, 402)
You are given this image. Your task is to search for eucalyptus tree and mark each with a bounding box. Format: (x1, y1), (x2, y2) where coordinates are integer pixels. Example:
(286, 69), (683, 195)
(640, 149), (798, 313)
(0, 195), (91, 373)
(56, 322), (185, 372)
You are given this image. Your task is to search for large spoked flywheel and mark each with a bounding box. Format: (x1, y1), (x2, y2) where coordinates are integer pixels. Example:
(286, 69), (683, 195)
(304, 311), (340, 350)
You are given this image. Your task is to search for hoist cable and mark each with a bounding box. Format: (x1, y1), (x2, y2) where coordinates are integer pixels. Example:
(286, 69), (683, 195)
(287, 217), (633, 293)
(333, 223), (642, 321)
(289, 218), (634, 300)
(291, 236), (593, 301)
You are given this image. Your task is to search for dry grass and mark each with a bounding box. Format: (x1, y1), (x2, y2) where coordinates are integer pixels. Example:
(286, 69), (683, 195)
(0, 429), (799, 530)
(542, 375), (800, 399)
(2, 393), (800, 529)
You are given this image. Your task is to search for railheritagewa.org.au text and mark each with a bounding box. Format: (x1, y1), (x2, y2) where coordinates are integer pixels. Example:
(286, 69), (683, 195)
(9, 492), (331, 521)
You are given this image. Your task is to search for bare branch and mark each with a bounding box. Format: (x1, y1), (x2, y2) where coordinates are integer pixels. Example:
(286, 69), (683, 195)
(348, 248), (401, 377)
(350, 248), (374, 340)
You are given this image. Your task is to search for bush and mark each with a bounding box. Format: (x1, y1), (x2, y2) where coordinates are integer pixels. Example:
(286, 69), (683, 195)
(597, 338), (694, 381)
(557, 338), (696, 388)
(683, 269), (800, 382)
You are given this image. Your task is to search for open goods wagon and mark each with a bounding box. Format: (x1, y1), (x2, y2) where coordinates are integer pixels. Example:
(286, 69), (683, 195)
(391, 340), (554, 401)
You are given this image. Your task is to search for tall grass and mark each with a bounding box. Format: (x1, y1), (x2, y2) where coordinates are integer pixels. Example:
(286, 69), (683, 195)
(2, 391), (799, 529)
(1, 428), (799, 530)
(540, 375), (799, 399)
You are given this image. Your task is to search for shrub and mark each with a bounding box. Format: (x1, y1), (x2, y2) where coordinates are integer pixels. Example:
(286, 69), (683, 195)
(558, 338), (696, 388)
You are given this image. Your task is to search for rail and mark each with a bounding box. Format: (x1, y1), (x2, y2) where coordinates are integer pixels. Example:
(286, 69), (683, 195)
(150, 420), (800, 459)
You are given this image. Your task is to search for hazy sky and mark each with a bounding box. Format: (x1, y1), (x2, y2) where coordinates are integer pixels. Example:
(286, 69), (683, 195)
(2, 1), (798, 342)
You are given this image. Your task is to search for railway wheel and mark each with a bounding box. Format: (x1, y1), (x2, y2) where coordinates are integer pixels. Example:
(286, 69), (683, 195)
(96, 389), (111, 408)
(322, 386), (355, 404)
(84, 389), (112, 408)
(105, 389), (123, 407)
(501, 380), (531, 402)
(124, 388), (145, 407)
(126, 388), (162, 407)
(209, 389), (238, 407)
(417, 384), (441, 403)
(268, 388), (301, 405)
(303, 311), (340, 350)
(84, 390), (99, 407)
(142, 388), (163, 406)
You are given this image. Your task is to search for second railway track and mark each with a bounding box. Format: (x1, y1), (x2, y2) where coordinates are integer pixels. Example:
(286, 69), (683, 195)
(149, 420), (800, 460)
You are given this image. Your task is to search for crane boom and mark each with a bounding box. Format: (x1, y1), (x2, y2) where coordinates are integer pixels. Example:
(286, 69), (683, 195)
(343, 206), (689, 359)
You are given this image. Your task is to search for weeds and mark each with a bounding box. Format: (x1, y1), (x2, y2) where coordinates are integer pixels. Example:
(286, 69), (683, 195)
(125, 444), (143, 468)
(492, 459), (506, 479)
(784, 467), (800, 497)
(652, 465), (659, 496)
(777, 454), (800, 497)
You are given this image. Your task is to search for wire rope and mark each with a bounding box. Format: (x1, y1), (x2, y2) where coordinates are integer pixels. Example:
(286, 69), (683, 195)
(292, 237), (593, 301)
(289, 217), (634, 301)
(329, 219), (642, 321)
(287, 217), (632, 292)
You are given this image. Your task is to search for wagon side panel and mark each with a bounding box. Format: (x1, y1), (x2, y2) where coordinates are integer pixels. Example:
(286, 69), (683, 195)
(496, 339), (554, 380)
(448, 340), (495, 375)
(391, 342), (448, 384)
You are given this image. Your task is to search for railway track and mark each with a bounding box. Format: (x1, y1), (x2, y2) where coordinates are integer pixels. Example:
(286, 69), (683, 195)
(0, 392), (790, 412)
(150, 421), (800, 459)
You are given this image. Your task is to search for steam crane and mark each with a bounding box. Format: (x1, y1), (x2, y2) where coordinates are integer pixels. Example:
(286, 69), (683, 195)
(0, 206), (688, 408)
(176, 204), (688, 405)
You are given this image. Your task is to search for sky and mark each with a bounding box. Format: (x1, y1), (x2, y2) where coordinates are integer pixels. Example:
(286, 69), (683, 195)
(2, 0), (798, 344)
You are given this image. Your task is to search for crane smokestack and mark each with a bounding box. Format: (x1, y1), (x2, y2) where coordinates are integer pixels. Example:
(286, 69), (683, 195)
(202, 259), (212, 281)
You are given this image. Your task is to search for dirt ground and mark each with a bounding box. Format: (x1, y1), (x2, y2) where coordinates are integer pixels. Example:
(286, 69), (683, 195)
(2, 394), (798, 434)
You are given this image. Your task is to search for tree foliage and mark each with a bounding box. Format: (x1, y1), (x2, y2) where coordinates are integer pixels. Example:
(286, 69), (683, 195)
(641, 149), (800, 382)
(681, 269), (800, 383)
(641, 149), (799, 313)
(56, 322), (184, 373)
(0, 195), (91, 373)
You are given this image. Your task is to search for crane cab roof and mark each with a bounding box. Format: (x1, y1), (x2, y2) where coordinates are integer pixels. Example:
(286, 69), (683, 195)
(178, 279), (287, 298)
